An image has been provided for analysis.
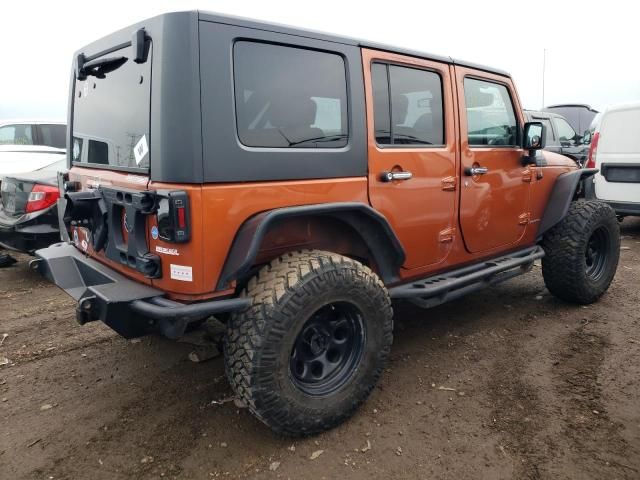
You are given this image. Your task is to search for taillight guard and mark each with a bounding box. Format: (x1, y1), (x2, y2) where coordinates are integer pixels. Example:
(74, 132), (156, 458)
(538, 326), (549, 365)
(156, 191), (190, 243)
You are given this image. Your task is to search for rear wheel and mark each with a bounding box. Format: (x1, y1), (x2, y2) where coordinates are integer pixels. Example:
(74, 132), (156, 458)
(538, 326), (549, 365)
(224, 250), (393, 436)
(542, 200), (620, 304)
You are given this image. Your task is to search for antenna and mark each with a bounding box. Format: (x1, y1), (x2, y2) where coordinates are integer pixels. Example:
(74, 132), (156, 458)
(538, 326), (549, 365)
(541, 48), (546, 109)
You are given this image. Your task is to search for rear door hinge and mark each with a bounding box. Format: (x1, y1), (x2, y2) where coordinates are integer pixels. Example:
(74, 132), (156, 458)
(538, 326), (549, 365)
(522, 168), (533, 183)
(441, 176), (457, 191)
(439, 227), (457, 243)
(518, 212), (531, 225)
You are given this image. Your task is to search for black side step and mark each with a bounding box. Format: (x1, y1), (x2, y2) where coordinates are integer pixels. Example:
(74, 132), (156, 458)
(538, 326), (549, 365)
(389, 246), (545, 309)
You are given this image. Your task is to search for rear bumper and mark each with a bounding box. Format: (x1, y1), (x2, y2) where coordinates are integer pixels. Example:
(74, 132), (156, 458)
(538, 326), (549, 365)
(33, 243), (249, 338)
(582, 178), (640, 216)
(607, 201), (640, 216)
(0, 208), (60, 254)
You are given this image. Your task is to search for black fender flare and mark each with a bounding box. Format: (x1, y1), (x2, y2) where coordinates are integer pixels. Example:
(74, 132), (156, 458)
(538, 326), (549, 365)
(537, 168), (598, 237)
(216, 202), (406, 290)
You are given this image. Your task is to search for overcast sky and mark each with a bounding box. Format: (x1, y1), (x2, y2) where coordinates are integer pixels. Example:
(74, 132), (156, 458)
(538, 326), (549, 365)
(1, 0), (638, 121)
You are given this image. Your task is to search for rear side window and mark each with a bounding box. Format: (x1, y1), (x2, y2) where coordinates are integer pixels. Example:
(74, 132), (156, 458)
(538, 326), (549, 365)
(372, 63), (444, 146)
(37, 124), (66, 149)
(464, 78), (517, 146)
(0, 124), (34, 145)
(233, 41), (348, 148)
(552, 117), (576, 142)
(533, 117), (556, 146)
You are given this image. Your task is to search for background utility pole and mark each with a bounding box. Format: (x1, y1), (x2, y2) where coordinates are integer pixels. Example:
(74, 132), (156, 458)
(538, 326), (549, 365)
(542, 48), (546, 109)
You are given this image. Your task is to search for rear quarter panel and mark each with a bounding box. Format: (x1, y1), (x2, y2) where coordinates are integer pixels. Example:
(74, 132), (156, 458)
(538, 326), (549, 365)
(195, 178), (369, 299)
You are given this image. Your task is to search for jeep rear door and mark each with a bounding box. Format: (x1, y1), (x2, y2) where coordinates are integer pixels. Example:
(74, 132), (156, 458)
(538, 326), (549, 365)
(454, 67), (531, 253)
(68, 39), (155, 286)
(363, 49), (458, 269)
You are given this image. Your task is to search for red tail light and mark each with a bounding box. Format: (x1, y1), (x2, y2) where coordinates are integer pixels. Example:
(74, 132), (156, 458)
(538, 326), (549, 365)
(177, 206), (186, 229)
(586, 131), (600, 169)
(26, 184), (60, 213)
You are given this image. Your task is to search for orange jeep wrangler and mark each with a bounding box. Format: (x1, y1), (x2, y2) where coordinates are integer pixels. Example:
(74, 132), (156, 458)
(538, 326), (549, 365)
(35, 11), (620, 436)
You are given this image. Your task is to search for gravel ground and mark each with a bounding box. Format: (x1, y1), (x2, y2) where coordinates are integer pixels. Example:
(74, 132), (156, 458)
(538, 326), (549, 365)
(1, 218), (639, 480)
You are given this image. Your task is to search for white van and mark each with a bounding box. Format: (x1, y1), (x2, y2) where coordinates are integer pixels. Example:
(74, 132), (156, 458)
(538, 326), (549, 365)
(586, 103), (640, 217)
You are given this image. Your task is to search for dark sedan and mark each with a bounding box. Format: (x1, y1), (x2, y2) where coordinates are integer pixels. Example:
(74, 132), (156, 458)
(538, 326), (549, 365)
(0, 160), (64, 255)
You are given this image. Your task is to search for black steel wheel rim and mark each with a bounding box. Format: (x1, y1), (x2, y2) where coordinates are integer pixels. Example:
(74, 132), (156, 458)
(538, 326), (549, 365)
(585, 226), (609, 281)
(289, 301), (365, 396)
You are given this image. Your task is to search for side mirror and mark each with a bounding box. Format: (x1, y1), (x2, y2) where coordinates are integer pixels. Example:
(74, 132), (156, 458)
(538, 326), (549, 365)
(522, 122), (545, 165)
(523, 122), (545, 150)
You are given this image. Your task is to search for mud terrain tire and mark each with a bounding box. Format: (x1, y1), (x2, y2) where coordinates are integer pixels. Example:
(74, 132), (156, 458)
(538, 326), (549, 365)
(224, 250), (393, 436)
(542, 200), (620, 304)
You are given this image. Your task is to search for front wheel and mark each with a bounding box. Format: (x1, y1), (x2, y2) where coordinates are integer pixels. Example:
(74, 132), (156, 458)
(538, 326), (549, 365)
(542, 200), (620, 304)
(224, 250), (393, 436)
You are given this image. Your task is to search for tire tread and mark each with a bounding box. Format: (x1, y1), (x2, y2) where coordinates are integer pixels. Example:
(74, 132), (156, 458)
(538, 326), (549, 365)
(224, 250), (393, 436)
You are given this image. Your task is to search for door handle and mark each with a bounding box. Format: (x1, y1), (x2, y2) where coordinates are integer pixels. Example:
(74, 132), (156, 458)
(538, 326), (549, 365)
(464, 166), (489, 176)
(380, 171), (413, 182)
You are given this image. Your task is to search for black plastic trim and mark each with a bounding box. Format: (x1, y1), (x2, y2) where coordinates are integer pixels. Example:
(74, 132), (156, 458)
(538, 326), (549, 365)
(70, 161), (150, 175)
(217, 202), (406, 290)
(600, 163), (640, 184)
(537, 168), (598, 236)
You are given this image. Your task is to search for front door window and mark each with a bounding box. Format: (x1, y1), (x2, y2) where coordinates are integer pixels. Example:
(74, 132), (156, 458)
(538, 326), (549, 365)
(457, 70), (530, 253)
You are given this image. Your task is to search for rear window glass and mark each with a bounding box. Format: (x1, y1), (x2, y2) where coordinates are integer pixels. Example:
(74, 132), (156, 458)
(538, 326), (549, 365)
(72, 45), (151, 170)
(233, 41), (348, 149)
(553, 117), (576, 142)
(600, 109), (640, 153)
(38, 124), (66, 149)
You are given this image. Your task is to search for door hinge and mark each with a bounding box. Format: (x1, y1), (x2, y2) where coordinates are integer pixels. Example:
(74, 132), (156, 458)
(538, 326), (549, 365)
(441, 176), (457, 191)
(439, 227), (456, 243)
(518, 212), (531, 225)
(522, 168), (533, 183)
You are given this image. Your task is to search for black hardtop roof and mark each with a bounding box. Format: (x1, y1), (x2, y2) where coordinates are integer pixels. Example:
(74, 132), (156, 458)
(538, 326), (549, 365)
(197, 10), (511, 77)
(75, 10), (510, 78)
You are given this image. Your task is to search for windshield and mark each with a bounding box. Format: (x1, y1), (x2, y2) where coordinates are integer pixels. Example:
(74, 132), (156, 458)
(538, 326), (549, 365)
(72, 45), (151, 171)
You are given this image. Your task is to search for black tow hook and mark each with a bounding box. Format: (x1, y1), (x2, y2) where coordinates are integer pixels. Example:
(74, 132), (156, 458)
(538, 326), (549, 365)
(76, 295), (98, 326)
